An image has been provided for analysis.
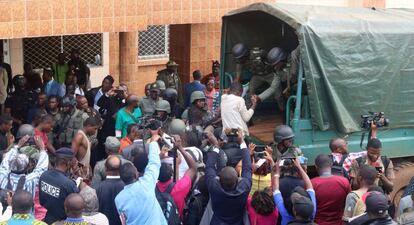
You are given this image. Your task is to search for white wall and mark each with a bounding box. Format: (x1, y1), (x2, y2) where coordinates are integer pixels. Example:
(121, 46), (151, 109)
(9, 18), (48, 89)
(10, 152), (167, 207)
(386, 0), (414, 8)
(8, 33), (110, 88)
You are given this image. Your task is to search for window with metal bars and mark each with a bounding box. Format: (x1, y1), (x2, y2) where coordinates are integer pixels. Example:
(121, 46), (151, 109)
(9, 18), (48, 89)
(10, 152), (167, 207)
(138, 25), (169, 60)
(23, 34), (103, 69)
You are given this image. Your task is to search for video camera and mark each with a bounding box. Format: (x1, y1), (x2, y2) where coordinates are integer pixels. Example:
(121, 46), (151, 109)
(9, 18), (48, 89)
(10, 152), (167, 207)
(138, 116), (163, 131)
(360, 112), (389, 130)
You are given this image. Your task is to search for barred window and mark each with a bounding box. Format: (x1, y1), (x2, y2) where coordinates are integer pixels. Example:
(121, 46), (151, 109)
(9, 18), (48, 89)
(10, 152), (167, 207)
(138, 25), (169, 59)
(23, 34), (103, 69)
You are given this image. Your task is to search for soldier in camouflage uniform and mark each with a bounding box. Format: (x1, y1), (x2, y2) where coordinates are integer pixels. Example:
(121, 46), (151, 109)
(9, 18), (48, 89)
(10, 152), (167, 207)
(156, 60), (183, 105)
(55, 96), (85, 148)
(232, 44), (289, 111)
(154, 100), (173, 134)
(272, 125), (303, 161)
(139, 83), (163, 117)
(187, 91), (219, 129)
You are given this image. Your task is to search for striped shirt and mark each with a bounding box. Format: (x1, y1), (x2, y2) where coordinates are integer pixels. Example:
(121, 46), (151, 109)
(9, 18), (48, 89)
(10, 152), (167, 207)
(340, 151), (367, 172)
(0, 146), (49, 198)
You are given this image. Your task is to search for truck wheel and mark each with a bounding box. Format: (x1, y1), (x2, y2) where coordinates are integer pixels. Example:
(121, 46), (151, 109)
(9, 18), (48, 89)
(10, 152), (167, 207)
(390, 162), (414, 211)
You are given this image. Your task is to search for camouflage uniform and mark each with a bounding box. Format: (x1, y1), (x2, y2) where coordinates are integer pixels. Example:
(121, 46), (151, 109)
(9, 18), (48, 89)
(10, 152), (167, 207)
(272, 145), (303, 162)
(56, 108), (84, 147)
(156, 62), (183, 105)
(139, 97), (162, 117)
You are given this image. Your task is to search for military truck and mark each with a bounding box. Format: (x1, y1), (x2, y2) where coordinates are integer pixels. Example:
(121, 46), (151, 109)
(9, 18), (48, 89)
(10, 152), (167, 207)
(220, 2), (414, 207)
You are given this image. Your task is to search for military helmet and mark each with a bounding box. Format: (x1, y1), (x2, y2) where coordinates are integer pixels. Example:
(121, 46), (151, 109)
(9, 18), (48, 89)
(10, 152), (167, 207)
(232, 43), (248, 59)
(190, 91), (206, 104)
(155, 80), (166, 91)
(169, 119), (186, 135)
(274, 125), (295, 143)
(61, 96), (77, 107)
(163, 88), (178, 99)
(149, 82), (160, 92)
(155, 100), (171, 114)
(16, 124), (35, 140)
(267, 47), (288, 66)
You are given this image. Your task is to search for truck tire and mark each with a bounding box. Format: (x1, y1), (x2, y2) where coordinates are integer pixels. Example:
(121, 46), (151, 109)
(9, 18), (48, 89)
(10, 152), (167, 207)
(390, 162), (414, 211)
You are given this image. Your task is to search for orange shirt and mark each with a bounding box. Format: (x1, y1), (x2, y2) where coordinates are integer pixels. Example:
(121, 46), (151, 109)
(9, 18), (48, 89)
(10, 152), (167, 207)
(119, 137), (133, 153)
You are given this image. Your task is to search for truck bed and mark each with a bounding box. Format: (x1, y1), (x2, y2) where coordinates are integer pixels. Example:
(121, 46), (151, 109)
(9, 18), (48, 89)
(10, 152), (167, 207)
(249, 113), (283, 144)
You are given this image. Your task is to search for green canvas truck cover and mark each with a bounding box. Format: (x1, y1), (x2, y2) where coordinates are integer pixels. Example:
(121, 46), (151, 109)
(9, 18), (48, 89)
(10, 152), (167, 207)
(223, 3), (414, 134)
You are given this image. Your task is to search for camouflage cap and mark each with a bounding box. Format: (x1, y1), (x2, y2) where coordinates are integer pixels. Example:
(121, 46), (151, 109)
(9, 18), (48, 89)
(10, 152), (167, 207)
(18, 146), (40, 160)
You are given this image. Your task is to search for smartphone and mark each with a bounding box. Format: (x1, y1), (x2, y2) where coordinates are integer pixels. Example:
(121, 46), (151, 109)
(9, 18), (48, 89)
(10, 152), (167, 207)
(375, 167), (383, 173)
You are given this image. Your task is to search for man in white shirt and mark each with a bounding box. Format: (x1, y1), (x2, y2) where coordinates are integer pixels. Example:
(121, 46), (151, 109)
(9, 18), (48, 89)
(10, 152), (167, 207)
(221, 82), (257, 136)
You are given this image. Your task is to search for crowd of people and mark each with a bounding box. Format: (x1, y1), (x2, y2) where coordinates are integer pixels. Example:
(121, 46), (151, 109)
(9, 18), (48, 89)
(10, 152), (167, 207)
(0, 49), (412, 225)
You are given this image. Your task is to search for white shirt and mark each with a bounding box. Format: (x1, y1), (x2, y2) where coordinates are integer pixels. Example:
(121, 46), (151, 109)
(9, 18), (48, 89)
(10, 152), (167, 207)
(220, 94), (254, 135)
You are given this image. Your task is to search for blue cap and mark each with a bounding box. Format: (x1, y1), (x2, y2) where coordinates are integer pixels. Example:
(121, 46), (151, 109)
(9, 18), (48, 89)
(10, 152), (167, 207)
(55, 147), (74, 159)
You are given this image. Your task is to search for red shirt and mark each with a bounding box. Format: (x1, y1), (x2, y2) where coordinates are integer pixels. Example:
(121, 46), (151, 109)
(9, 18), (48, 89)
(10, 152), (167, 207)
(247, 196), (278, 225)
(34, 129), (48, 147)
(156, 175), (192, 219)
(311, 175), (351, 225)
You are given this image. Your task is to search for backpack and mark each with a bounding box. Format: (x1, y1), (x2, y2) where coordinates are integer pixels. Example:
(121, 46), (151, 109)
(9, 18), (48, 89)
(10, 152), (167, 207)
(155, 183), (181, 225)
(183, 193), (208, 225)
(355, 156), (390, 172)
(329, 153), (349, 178)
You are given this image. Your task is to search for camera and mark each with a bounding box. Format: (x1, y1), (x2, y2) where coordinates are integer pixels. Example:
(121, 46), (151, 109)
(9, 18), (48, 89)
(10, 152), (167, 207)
(253, 145), (266, 159)
(139, 116), (163, 130)
(226, 128), (239, 137)
(360, 112), (389, 130)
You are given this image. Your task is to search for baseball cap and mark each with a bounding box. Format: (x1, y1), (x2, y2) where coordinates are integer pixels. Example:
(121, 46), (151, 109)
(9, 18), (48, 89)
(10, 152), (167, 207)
(105, 136), (120, 152)
(55, 147), (74, 159)
(292, 195), (314, 219)
(365, 191), (389, 215)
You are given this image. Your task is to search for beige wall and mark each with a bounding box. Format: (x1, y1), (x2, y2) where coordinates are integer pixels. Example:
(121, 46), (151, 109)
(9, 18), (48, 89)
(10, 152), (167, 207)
(8, 33), (110, 87)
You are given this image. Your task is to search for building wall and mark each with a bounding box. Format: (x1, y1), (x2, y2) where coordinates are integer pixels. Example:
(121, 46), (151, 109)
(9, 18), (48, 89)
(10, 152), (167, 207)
(3, 0), (395, 96)
(9, 33), (110, 88)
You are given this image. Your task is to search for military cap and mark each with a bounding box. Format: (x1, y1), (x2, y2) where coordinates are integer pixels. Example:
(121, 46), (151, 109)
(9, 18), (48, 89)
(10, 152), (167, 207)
(166, 60), (179, 67)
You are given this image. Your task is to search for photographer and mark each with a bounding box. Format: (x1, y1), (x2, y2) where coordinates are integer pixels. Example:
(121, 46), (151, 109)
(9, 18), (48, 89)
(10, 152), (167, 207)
(95, 85), (127, 163)
(0, 125), (48, 198)
(249, 143), (274, 195)
(85, 75), (114, 110)
(349, 138), (394, 193)
(204, 128), (252, 225)
(157, 135), (197, 220)
(273, 157), (316, 225)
